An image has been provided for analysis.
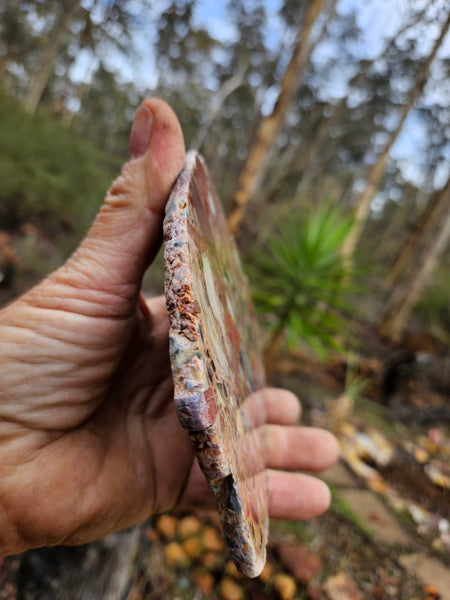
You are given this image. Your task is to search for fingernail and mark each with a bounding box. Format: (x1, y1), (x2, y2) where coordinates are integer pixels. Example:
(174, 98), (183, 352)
(130, 104), (154, 159)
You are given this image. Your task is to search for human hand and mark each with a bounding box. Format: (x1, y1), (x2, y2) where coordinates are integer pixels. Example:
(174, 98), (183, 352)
(0, 98), (339, 556)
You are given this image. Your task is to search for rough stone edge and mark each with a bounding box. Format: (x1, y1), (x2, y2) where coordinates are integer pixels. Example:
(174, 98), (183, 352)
(164, 152), (214, 431)
(163, 150), (266, 578)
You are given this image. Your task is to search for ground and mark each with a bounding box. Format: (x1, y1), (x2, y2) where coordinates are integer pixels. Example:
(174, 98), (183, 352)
(0, 228), (449, 599)
(2, 394), (447, 600)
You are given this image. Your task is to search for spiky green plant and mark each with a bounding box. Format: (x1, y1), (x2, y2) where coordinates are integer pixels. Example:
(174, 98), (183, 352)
(247, 204), (354, 366)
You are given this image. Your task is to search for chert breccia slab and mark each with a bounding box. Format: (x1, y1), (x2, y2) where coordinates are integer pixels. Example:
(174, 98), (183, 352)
(163, 151), (268, 577)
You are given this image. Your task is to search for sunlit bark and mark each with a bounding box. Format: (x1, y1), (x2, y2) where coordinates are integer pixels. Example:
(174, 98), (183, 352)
(227, 0), (328, 235)
(379, 177), (450, 342)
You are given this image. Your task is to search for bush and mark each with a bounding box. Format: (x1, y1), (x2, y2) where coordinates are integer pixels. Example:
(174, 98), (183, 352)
(247, 203), (354, 359)
(0, 92), (120, 236)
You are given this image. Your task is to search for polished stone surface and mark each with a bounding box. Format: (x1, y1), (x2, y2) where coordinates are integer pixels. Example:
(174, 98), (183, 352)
(164, 151), (268, 577)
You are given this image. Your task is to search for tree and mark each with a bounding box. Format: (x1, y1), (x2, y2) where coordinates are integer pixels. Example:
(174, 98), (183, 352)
(379, 177), (450, 342)
(154, 0), (223, 147)
(21, 0), (138, 115)
(248, 204), (352, 377)
(191, 63), (247, 151)
(340, 9), (450, 257)
(0, 1), (37, 77)
(382, 183), (444, 290)
(22, 0), (81, 114)
(72, 62), (139, 155)
(227, 0), (328, 235)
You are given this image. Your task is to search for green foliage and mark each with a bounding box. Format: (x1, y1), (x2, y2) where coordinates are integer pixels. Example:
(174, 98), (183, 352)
(0, 92), (119, 235)
(0, 0), (447, 344)
(344, 358), (368, 401)
(248, 204), (354, 358)
(269, 518), (312, 541)
(329, 486), (374, 539)
(74, 62), (139, 155)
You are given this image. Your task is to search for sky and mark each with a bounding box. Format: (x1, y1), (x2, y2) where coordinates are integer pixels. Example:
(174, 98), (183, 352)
(72, 0), (449, 190)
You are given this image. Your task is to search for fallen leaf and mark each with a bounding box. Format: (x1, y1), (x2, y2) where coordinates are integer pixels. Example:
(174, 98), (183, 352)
(177, 515), (203, 539)
(273, 573), (297, 600)
(219, 577), (245, 600)
(156, 514), (178, 539)
(323, 572), (363, 600)
(164, 541), (189, 567)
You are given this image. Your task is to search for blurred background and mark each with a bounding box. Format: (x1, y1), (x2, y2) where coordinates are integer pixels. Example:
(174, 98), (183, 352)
(0, 1), (449, 599)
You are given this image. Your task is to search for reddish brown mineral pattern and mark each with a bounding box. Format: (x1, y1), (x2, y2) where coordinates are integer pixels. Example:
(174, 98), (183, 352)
(164, 151), (268, 577)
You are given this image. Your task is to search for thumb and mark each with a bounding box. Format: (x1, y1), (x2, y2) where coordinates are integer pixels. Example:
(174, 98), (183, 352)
(63, 98), (186, 307)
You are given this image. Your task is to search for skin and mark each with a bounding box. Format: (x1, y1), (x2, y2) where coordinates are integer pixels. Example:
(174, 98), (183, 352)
(0, 98), (339, 556)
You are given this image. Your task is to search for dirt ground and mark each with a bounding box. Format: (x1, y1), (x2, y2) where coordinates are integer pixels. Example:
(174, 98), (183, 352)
(1, 382), (448, 600)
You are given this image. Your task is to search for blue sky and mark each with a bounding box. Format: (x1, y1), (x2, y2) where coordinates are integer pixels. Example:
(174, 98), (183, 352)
(72, 0), (449, 190)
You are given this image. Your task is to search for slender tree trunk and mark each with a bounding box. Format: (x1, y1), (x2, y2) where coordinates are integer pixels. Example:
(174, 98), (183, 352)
(22, 1), (79, 114)
(240, 0), (337, 211)
(341, 10), (450, 257)
(191, 63), (247, 151)
(379, 178), (450, 342)
(227, 0), (328, 235)
(383, 179), (449, 290)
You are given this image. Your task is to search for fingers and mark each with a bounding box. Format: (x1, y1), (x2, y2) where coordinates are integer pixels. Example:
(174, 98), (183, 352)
(173, 382), (336, 522)
(144, 295), (169, 343)
(243, 388), (301, 428)
(261, 425), (340, 472)
(181, 467), (332, 520)
(267, 470), (331, 520)
(245, 394), (337, 521)
(63, 98), (186, 307)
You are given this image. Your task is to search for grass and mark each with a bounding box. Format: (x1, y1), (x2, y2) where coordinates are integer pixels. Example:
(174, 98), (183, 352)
(328, 485), (375, 540)
(270, 518), (314, 542)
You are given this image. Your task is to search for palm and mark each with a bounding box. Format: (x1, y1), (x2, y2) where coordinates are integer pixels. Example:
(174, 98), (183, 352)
(0, 98), (338, 557)
(0, 289), (204, 553)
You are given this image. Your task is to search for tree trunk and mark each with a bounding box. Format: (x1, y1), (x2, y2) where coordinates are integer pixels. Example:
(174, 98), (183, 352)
(341, 9), (450, 257)
(383, 179), (449, 290)
(191, 63), (247, 151)
(22, 1), (79, 114)
(378, 178), (450, 342)
(251, 0), (337, 209)
(227, 0), (328, 235)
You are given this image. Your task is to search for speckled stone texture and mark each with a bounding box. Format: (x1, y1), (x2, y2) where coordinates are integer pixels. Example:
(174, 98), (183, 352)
(164, 151), (268, 577)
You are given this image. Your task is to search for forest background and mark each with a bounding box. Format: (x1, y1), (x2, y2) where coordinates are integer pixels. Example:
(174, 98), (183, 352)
(0, 1), (449, 598)
(0, 0), (449, 352)
(0, 0), (449, 351)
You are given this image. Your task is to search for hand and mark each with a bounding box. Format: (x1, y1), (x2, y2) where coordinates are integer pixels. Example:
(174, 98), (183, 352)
(0, 98), (339, 556)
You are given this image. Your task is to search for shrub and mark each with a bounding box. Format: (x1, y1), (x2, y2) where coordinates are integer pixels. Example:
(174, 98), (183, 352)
(0, 92), (120, 237)
(247, 203), (354, 360)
